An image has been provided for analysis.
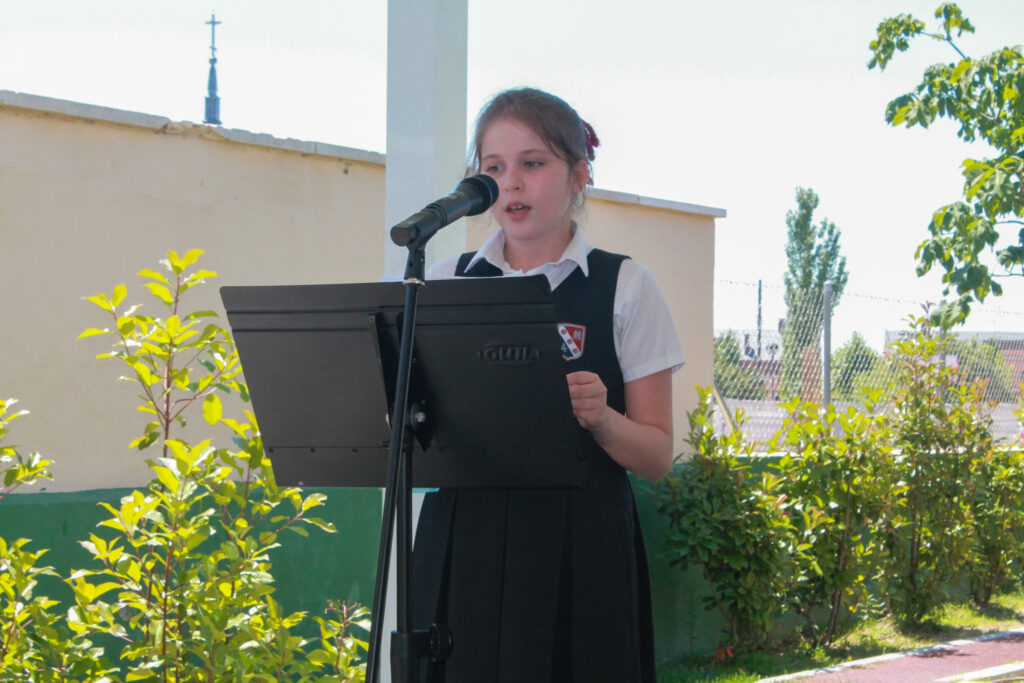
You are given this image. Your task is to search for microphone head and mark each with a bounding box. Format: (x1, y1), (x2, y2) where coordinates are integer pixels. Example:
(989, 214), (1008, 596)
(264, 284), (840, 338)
(460, 174), (500, 216)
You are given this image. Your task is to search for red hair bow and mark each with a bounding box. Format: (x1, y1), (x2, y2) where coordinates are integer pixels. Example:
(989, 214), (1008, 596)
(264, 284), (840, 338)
(582, 120), (600, 162)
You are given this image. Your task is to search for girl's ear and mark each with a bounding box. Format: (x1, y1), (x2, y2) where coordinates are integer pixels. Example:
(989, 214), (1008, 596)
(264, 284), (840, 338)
(570, 159), (591, 194)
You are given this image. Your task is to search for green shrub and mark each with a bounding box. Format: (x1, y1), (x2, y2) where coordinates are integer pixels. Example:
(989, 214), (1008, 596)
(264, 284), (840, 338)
(770, 396), (890, 645)
(0, 398), (52, 501)
(654, 387), (796, 649)
(1, 250), (369, 682)
(875, 316), (993, 624)
(655, 314), (1024, 650)
(1, 402), (115, 681)
(961, 391), (1024, 608)
(961, 442), (1024, 606)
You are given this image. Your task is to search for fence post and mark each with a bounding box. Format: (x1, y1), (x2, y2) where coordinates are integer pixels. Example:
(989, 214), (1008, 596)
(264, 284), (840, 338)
(823, 280), (833, 406)
(757, 279), (763, 360)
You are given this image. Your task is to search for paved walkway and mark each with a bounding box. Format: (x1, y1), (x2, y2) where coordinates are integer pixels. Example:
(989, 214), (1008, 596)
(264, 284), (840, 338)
(761, 629), (1024, 682)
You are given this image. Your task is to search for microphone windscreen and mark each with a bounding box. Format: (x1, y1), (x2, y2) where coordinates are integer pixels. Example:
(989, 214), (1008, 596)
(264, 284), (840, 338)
(462, 174), (499, 216)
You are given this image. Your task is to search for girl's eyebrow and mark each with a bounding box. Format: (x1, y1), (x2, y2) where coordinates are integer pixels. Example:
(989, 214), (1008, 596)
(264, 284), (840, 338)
(481, 148), (551, 160)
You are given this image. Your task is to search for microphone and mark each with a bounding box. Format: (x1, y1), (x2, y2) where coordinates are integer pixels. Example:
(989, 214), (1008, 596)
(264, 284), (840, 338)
(390, 174), (499, 247)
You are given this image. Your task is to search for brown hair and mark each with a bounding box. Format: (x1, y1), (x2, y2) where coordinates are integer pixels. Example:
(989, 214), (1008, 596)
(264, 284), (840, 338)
(469, 88), (599, 196)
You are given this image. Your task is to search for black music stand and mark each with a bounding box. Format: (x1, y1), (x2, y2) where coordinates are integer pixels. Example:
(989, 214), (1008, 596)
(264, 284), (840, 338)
(220, 276), (584, 682)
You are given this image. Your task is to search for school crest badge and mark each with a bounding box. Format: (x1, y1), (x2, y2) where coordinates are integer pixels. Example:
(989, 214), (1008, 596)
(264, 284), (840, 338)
(558, 323), (586, 361)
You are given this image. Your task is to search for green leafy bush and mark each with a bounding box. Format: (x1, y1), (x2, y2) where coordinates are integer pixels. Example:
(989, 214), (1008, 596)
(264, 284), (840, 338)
(654, 388), (796, 649)
(962, 445), (1024, 606)
(1, 404), (114, 681)
(1, 250), (369, 682)
(960, 391), (1024, 606)
(657, 313), (1024, 648)
(0, 398), (52, 501)
(770, 397), (890, 645)
(874, 316), (994, 624)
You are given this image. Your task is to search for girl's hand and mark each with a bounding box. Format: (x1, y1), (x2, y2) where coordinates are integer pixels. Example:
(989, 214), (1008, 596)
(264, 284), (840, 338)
(567, 371), (609, 431)
(567, 369), (674, 481)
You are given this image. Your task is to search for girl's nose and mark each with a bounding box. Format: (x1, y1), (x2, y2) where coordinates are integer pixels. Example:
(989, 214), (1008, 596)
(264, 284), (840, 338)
(504, 169), (522, 191)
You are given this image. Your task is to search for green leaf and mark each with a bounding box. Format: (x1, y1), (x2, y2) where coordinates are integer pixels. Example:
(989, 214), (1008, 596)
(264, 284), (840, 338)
(154, 466), (179, 492)
(202, 394), (223, 425)
(185, 310), (219, 320)
(129, 360), (158, 386)
(185, 269), (218, 282)
(165, 439), (189, 461)
(165, 314), (182, 339)
(78, 327), (110, 339)
(301, 493), (327, 512)
(144, 282), (174, 306)
(307, 650), (334, 665)
(304, 517), (337, 533)
(111, 284), (128, 309)
(167, 248), (204, 275)
(137, 268), (169, 284)
(180, 248), (204, 270)
(73, 580), (122, 603)
(117, 316), (136, 335)
(167, 250), (185, 274)
(129, 431), (159, 451)
(84, 293), (114, 313)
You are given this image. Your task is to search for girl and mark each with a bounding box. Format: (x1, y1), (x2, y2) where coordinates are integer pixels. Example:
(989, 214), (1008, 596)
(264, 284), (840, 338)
(413, 87), (684, 682)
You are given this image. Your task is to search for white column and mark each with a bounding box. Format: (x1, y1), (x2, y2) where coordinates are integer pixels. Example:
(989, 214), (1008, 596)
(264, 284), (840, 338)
(382, 2), (468, 681)
(385, 0), (469, 276)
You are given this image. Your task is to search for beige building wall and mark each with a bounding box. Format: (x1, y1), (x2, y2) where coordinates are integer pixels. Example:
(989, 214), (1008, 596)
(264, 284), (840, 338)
(0, 91), (718, 492)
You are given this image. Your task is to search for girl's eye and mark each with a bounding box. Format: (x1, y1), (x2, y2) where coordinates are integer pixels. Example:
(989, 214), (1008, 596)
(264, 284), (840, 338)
(524, 160), (543, 169)
(484, 164), (502, 174)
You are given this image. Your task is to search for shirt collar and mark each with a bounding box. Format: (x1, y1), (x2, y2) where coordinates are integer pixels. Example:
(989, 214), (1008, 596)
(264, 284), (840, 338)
(466, 223), (593, 277)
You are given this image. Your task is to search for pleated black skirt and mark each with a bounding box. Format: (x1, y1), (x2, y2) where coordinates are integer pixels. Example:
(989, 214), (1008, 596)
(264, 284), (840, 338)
(411, 462), (656, 683)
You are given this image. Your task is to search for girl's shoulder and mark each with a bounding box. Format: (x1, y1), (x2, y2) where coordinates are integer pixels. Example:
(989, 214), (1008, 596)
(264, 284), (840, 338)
(614, 257), (661, 299)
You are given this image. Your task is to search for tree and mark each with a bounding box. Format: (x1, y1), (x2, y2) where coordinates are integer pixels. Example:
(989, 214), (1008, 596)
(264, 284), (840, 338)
(714, 331), (764, 400)
(869, 3), (1024, 326)
(780, 188), (849, 400)
(831, 332), (889, 401)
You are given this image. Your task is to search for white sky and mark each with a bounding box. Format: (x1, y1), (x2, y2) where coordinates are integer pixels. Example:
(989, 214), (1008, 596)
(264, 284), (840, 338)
(3, 0), (1023, 348)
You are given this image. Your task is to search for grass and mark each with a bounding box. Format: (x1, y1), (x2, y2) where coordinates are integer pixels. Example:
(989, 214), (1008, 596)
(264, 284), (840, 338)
(656, 591), (1024, 683)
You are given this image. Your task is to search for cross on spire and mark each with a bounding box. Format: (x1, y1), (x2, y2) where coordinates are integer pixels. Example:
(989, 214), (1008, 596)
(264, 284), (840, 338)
(206, 13), (221, 60)
(204, 12), (222, 125)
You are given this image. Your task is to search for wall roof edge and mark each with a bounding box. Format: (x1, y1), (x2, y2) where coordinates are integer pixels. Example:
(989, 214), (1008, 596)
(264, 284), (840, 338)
(589, 187), (727, 219)
(0, 90), (386, 167)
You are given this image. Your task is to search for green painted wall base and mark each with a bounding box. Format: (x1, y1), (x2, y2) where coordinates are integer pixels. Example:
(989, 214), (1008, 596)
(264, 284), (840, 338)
(633, 476), (725, 663)
(0, 487), (382, 624)
(2, 480), (719, 665)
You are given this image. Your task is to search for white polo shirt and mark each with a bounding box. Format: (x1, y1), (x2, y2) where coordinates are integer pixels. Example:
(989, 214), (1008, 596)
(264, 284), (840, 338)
(428, 227), (685, 383)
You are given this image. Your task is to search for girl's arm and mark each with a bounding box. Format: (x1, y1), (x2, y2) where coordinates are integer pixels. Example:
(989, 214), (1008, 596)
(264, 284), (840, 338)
(567, 369), (673, 481)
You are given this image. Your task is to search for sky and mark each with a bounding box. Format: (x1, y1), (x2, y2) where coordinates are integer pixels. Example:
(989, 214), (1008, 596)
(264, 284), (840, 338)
(3, 0), (1024, 349)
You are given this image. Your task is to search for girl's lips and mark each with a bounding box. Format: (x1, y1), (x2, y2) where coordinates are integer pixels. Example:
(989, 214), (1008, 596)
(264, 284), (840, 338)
(505, 203), (531, 221)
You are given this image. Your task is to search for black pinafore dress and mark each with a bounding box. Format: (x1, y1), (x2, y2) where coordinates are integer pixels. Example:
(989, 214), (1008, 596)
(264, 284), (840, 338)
(411, 249), (656, 683)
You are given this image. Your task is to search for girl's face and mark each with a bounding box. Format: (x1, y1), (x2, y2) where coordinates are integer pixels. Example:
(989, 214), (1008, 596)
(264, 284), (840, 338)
(478, 118), (588, 248)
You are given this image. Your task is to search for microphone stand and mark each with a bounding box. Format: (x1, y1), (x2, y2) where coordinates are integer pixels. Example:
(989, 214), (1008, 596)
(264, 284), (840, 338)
(366, 238), (452, 683)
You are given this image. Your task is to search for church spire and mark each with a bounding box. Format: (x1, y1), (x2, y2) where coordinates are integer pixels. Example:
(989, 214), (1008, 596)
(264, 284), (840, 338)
(204, 13), (222, 125)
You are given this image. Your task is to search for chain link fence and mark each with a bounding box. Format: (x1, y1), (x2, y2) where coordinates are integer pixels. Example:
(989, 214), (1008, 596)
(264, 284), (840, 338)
(713, 279), (1024, 448)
